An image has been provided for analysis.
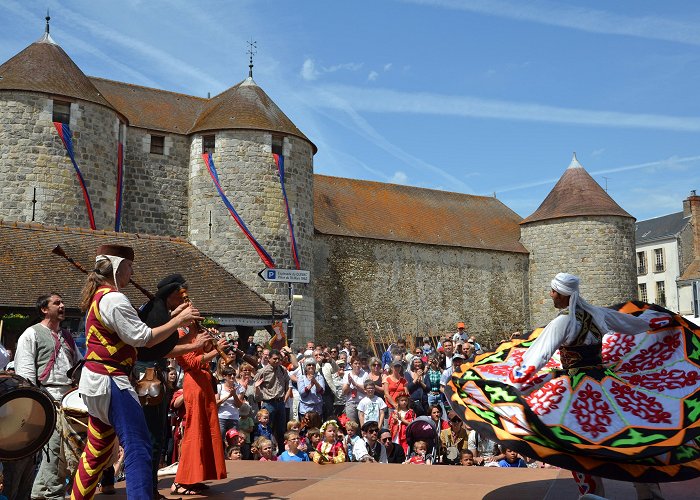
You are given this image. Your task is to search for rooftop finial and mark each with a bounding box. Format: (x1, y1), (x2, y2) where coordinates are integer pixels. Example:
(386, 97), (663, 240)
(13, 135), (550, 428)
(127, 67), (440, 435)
(247, 38), (257, 79)
(568, 151), (583, 169)
(45, 8), (50, 34)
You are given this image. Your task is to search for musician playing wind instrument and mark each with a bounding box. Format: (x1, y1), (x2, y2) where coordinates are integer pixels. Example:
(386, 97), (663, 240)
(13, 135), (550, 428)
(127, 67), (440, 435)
(71, 245), (201, 500)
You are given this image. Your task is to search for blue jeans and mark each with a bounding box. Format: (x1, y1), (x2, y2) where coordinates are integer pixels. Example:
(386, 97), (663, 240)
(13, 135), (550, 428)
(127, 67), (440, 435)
(262, 400), (286, 454)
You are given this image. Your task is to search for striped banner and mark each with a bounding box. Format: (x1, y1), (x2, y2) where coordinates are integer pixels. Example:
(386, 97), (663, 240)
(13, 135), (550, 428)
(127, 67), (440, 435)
(273, 153), (300, 269)
(53, 122), (96, 229)
(114, 141), (124, 232)
(202, 153), (275, 268)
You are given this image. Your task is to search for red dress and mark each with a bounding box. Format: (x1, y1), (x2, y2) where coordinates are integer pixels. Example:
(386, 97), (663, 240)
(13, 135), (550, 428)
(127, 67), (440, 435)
(389, 409), (415, 453)
(385, 376), (408, 409)
(174, 329), (227, 484)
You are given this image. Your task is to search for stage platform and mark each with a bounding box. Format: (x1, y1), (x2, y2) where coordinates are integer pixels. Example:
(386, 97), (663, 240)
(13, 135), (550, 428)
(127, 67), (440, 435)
(97, 461), (700, 499)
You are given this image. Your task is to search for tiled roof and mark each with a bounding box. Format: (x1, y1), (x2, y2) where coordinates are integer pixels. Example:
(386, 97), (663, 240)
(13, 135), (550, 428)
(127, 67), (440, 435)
(314, 175), (527, 253)
(680, 258), (700, 282)
(189, 78), (316, 151)
(0, 221), (273, 317)
(90, 77), (206, 134)
(521, 155), (633, 224)
(0, 36), (116, 111)
(635, 211), (689, 244)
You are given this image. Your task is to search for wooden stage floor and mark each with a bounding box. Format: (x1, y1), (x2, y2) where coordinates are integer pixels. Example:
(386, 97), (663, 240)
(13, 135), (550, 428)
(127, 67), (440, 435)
(102, 461), (700, 499)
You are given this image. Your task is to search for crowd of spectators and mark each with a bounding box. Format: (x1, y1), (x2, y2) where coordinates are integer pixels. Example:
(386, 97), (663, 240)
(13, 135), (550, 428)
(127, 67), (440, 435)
(161, 328), (542, 468)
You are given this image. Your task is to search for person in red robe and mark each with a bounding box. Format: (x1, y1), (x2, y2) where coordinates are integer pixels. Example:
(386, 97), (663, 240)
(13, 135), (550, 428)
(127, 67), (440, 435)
(170, 327), (227, 496)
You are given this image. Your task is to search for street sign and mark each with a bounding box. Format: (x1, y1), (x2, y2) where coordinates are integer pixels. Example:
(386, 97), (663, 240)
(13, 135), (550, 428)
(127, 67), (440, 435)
(258, 268), (310, 284)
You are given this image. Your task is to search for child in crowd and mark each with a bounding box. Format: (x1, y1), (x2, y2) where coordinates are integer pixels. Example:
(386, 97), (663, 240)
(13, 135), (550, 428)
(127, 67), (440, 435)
(238, 403), (255, 460)
(404, 440), (431, 465)
(254, 408), (278, 452)
(389, 393), (415, 454)
(345, 420), (360, 462)
(258, 438), (277, 461)
(279, 431), (310, 462)
(306, 428), (321, 462)
(498, 448), (528, 468)
(313, 421), (346, 464)
(357, 379), (386, 428)
(227, 445), (242, 461)
(460, 450), (475, 466)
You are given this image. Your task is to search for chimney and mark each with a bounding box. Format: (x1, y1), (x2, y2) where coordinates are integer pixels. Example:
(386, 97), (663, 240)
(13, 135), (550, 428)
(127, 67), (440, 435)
(688, 190), (700, 257)
(683, 189), (696, 218)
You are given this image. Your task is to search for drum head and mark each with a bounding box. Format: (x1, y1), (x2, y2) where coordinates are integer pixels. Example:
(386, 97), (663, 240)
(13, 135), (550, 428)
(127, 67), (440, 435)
(0, 375), (56, 460)
(62, 389), (88, 416)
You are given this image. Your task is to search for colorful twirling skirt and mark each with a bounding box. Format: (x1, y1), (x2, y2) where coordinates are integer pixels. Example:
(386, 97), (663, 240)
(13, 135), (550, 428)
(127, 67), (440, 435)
(446, 301), (700, 482)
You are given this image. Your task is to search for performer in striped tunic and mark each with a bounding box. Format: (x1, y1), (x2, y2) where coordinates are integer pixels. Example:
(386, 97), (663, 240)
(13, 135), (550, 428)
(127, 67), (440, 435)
(70, 245), (201, 500)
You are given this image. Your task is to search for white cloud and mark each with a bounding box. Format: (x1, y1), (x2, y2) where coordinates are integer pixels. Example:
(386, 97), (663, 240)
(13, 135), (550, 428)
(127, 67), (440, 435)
(590, 148), (606, 158)
(390, 171), (409, 184)
(383, 63), (393, 71)
(400, 0), (700, 46)
(309, 84), (700, 132)
(301, 58), (319, 81)
(367, 71), (379, 81)
(325, 62), (363, 73)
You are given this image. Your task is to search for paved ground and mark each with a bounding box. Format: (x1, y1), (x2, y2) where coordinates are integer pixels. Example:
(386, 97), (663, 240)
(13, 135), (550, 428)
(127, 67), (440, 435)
(99, 461), (700, 499)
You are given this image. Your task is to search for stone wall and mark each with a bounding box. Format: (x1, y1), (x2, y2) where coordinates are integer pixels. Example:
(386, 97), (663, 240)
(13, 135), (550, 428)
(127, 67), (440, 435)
(188, 131), (315, 342)
(0, 92), (119, 229)
(120, 127), (189, 236)
(521, 216), (637, 327)
(313, 234), (530, 350)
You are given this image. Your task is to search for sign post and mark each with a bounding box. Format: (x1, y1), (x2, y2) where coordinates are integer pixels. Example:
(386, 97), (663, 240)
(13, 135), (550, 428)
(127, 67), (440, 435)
(258, 269), (310, 345)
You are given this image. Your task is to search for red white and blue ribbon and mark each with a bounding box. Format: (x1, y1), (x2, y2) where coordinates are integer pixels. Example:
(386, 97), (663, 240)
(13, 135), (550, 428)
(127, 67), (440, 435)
(273, 153), (300, 269)
(114, 141), (124, 232)
(202, 153), (275, 268)
(53, 122), (96, 230)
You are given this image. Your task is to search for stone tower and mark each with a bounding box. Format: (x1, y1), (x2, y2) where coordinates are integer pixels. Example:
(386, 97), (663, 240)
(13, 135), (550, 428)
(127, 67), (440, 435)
(520, 154), (637, 327)
(187, 76), (316, 343)
(0, 25), (123, 230)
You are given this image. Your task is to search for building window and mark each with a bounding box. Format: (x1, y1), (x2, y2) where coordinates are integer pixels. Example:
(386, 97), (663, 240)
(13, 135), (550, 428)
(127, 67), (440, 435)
(636, 251), (647, 275)
(52, 100), (70, 124)
(272, 135), (284, 156)
(654, 248), (665, 272)
(639, 283), (648, 303)
(202, 135), (215, 154)
(150, 134), (164, 155)
(656, 281), (666, 307)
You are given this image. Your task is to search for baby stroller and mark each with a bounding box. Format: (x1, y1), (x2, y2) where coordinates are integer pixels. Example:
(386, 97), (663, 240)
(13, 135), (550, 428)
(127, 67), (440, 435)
(405, 416), (439, 463)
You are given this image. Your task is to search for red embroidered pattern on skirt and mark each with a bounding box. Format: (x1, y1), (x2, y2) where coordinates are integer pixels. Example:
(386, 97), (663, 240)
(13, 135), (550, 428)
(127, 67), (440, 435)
(619, 333), (681, 373)
(608, 381), (672, 424)
(526, 379), (567, 416)
(571, 383), (614, 438)
(602, 334), (636, 363)
(624, 369), (699, 391)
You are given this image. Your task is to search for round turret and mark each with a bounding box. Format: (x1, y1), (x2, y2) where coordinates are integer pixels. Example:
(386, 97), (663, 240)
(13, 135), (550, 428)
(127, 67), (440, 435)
(521, 154), (637, 327)
(0, 26), (124, 230)
(188, 77), (316, 342)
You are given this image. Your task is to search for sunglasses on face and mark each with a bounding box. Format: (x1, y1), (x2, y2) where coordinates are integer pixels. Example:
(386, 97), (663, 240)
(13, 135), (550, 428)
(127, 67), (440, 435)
(380, 437), (391, 442)
(371, 363), (380, 366)
(451, 418), (462, 424)
(367, 428), (379, 434)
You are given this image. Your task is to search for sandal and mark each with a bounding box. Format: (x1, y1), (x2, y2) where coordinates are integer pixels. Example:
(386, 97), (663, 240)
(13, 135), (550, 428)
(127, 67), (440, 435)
(170, 483), (199, 496)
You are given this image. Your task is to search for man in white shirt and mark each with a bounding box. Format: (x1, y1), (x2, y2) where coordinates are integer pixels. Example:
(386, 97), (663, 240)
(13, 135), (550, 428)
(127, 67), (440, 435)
(11, 293), (82, 500)
(352, 421), (388, 463)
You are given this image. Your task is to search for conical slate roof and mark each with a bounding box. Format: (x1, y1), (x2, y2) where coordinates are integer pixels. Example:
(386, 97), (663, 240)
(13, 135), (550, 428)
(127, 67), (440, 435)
(0, 33), (116, 111)
(189, 77), (316, 152)
(521, 154), (633, 224)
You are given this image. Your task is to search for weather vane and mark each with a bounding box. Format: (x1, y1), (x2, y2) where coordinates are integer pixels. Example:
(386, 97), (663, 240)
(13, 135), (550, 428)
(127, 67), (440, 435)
(247, 38), (257, 78)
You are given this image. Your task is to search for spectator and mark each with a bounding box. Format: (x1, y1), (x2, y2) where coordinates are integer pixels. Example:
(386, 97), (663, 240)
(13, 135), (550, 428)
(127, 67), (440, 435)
(379, 429), (406, 464)
(367, 357), (385, 399)
(440, 339), (455, 369)
(389, 393), (415, 454)
(424, 356), (443, 410)
(329, 361), (347, 419)
(453, 322), (468, 344)
(467, 427), (503, 466)
(216, 366), (244, 444)
(237, 403), (255, 460)
(460, 450), (476, 466)
(358, 379), (387, 428)
(345, 420), (361, 462)
(306, 428), (321, 462)
(254, 347), (297, 453)
(404, 440), (431, 465)
(237, 362), (261, 416)
(227, 445), (242, 461)
(440, 353), (465, 398)
(383, 357), (409, 412)
(429, 404), (449, 431)
(313, 421), (346, 464)
(278, 431), (310, 462)
(439, 411), (469, 465)
(421, 337), (434, 357)
(498, 448), (527, 468)
(406, 356), (427, 415)
(258, 438), (277, 461)
(296, 359), (325, 420)
(468, 336), (483, 355)
(352, 422), (388, 463)
(343, 356), (368, 423)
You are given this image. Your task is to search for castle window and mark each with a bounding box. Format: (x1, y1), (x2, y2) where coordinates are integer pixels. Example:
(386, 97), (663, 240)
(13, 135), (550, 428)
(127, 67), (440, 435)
(272, 135), (284, 156)
(636, 251), (647, 275)
(150, 134), (164, 155)
(638, 283), (648, 302)
(654, 248), (665, 273)
(655, 281), (666, 307)
(52, 100), (70, 124)
(202, 135), (216, 154)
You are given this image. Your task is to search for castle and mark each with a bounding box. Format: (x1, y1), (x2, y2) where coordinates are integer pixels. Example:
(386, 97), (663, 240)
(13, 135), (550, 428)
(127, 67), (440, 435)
(0, 22), (638, 347)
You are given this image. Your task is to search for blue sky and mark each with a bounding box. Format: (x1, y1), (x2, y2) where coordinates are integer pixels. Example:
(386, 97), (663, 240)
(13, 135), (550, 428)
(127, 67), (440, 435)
(2, 0), (699, 221)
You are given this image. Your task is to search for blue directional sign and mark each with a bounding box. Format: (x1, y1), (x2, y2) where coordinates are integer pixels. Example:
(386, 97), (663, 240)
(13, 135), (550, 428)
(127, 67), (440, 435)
(258, 268), (310, 283)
